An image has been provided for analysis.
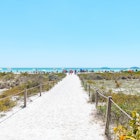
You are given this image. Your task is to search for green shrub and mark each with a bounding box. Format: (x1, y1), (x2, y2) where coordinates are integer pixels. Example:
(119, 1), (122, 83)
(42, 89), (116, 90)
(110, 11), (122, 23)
(114, 112), (140, 140)
(0, 98), (16, 112)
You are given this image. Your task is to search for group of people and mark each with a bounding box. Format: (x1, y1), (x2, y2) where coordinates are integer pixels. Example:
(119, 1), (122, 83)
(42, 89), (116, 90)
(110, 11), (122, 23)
(63, 69), (77, 75)
(69, 70), (77, 75)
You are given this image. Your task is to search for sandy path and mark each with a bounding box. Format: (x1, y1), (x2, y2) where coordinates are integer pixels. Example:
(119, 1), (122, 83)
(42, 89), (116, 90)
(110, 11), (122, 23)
(0, 74), (106, 140)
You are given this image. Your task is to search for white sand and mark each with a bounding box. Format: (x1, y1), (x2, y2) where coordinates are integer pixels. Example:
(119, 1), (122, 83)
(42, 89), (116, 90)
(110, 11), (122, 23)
(0, 89), (7, 95)
(0, 74), (106, 140)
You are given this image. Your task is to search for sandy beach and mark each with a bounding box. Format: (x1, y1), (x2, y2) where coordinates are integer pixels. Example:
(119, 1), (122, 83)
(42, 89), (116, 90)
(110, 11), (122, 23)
(0, 74), (106, 140)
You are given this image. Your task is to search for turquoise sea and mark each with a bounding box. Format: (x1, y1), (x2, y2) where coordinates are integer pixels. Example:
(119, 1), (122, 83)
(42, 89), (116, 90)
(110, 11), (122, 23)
(0, 67), (139, 73)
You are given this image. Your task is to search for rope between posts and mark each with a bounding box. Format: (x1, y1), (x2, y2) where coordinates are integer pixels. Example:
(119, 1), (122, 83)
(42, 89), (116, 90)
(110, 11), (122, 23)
(110, 99), (133, 120)
(41, 83), (49, 86)
(82, 80), (134, 138)
(90, 85), (97, 90)
(97, 90), (108, 99)
(89, 83), (132, 120)
(0, 82), (54, 102)
(41, 81), (55, 86)
(27, 85), (40, 91)
(0, 90), (25, 101)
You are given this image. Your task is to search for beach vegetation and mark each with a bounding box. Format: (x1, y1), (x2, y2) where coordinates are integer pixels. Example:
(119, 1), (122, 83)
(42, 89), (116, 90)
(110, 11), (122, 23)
(78, 72), (140, 138)
(0, 72), (66, 112)
(0, 98), (16, 112)
(79, 72), (140, 114)
(114, 112), (140, 140)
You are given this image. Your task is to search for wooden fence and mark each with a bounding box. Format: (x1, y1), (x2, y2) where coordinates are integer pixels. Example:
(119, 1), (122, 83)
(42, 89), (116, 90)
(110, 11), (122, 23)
(82, 80), (133, 138)
(0, 81), (55, 109)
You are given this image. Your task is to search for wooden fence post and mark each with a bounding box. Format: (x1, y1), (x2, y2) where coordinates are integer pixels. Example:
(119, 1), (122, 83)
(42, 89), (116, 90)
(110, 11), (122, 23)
(85, 83), (87, 91)
(95, 90), (99, 108)
(82, 79), (84, 87)
(82, 80), (84, 87)
(40, 84), (42, 96)
(105, 96), (112, 136)
(88, 85), (90, 97)
(24, 89), (27, 107)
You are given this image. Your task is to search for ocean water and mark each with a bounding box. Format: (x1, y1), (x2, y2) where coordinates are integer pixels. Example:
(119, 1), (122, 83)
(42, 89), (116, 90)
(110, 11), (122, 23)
(0, 67), (139, 73)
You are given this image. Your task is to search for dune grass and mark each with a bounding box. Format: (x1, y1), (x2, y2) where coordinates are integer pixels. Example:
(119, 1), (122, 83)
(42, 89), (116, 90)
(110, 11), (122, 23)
(79, 72), (140, 139)
(78, 72), (140, 115)
(0, 72), (66, 112)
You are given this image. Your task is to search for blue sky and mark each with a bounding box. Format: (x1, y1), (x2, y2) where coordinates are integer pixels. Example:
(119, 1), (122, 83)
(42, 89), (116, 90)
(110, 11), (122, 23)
(0, 0), (140, 67)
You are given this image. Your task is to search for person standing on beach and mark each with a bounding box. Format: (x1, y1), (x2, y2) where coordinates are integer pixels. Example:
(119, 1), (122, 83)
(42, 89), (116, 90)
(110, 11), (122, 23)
(69, 70), (73, 75)
(74, 70), (77, 75)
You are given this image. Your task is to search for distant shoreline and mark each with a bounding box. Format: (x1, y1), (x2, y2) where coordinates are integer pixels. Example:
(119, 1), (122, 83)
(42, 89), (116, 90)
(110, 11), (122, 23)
(0, 67), (139, 73)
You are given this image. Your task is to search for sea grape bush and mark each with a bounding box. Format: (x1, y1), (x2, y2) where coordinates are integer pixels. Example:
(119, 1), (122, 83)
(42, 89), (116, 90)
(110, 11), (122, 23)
(114, 112), (140, 140)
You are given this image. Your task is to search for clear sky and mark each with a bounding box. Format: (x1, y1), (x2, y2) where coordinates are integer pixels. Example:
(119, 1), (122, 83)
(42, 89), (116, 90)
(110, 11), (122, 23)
(0, 0), (140, 68)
